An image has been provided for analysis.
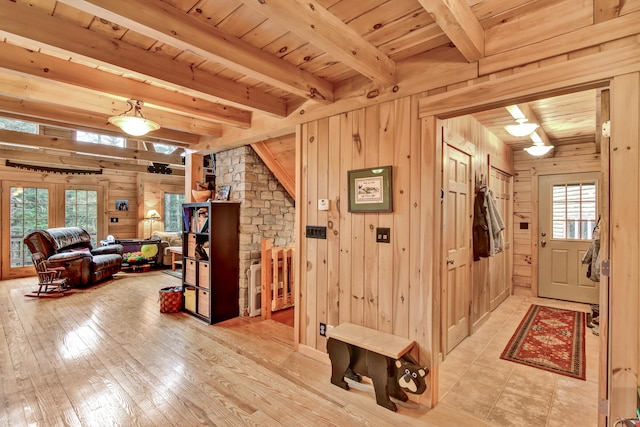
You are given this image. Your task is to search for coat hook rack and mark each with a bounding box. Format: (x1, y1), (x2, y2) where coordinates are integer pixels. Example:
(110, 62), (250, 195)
(475, 173), (486, 192)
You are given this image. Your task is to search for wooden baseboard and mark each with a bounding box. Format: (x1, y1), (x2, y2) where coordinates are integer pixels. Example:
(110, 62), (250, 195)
(297, 343), (330, 365)
(512, 286), (534, 297)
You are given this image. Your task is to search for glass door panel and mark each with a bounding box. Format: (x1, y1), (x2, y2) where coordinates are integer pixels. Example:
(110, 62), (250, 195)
(2, 182), (55, 279)
(2, 182), (102, 279)
(65, 189), (99, 247)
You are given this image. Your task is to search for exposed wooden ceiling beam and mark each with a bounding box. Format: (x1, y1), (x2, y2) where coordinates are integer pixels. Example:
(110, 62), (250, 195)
(240, 0), (396, 87)
(0, 129), (183, 165)
(0, 42), (251, 129)
(0, 147), (185, 176)
(594, 0), (621, 23)
(0, 96), (198, 146)
(56, 0), (335, 104)
(206, 47), (477, 149)
(416, 0), (484, 61)
(0, 1), (287, 117)
(0, 72), (223, 137)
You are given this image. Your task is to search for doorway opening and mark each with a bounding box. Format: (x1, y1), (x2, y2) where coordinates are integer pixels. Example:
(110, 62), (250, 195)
(437, 86), (605, 425)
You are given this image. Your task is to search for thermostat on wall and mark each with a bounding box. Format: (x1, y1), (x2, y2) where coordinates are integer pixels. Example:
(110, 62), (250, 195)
(318, 199), (329, 211)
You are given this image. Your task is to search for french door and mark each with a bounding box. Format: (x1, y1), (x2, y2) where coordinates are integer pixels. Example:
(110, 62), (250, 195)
(1, 181), (102, 279)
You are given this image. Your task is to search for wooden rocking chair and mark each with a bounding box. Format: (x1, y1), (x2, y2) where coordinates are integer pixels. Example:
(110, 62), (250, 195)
(25, 253), (70, 298)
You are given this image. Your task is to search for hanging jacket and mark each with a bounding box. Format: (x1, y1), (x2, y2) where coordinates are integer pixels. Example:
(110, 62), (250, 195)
(473, 190), (490, 261)
(581, 222), (601, 282)
(485, 188), (505, 256)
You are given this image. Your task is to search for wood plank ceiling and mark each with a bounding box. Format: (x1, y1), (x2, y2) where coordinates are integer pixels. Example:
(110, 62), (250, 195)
(0, 0), (601, 182)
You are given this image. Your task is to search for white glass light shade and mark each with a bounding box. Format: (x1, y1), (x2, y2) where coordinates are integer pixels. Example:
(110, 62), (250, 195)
(523, 144), (554, 156)
(505, 118), (539, 137)
(108, 116), (160, 136)
(108, 100), (160, 136)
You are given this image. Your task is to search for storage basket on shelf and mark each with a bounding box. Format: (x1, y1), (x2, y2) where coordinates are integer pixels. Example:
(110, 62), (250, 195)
(184, 286), (196, 312)
(159, 286), (183, 313)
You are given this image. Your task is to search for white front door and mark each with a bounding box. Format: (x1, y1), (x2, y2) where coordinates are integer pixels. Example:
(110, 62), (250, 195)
(538, 173), (600, 303)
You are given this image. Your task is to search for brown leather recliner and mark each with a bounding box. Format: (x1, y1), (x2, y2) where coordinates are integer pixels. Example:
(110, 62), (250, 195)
(24, 227), (123, 287)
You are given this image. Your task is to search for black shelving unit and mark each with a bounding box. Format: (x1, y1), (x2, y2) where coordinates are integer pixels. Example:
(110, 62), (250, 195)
(181, 201), (240, 324)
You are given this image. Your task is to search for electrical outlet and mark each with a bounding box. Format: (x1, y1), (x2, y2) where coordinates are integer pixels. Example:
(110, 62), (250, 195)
(319, 322), (327, 336)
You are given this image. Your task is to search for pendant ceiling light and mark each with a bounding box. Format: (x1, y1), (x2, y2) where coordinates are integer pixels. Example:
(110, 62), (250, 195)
(108, 99), (160, 136)
(523, 132), (554, 156)
(505, 118), (539, 137)
(523, 144), (553, 156)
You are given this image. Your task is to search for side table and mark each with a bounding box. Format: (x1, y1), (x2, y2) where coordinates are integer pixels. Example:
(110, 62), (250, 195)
(166, 246), (183, 271)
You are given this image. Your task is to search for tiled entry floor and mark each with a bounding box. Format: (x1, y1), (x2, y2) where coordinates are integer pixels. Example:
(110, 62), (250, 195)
(438, 294), (598, 427)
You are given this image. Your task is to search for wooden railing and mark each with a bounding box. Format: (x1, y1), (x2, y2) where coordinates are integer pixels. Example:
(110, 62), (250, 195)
(260, 239), (295, 320)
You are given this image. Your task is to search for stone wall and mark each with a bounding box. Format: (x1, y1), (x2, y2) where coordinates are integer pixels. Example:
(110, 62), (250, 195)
(214, 146), (295, 316)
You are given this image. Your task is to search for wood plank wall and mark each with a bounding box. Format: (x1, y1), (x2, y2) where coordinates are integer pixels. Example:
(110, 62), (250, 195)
(510, 143), (601, 296)
(297, 99), (512, 407)
(0, 161), (183, 238)
(298, 96), (426, 398)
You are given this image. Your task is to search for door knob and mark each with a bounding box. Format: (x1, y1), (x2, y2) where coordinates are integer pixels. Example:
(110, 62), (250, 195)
(446, 258), (454, 265)
(540, 240), (547, 247)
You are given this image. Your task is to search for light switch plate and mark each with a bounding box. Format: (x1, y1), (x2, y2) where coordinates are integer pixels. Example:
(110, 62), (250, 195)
(376, 227), (390, 243)
(318, 199), (329, 211)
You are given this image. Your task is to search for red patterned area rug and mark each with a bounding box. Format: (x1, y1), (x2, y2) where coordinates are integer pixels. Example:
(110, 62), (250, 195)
(500, 304), (586, 380)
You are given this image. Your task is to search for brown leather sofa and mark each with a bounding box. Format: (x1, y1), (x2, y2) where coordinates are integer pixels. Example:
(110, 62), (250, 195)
(24, 227), (123, 287)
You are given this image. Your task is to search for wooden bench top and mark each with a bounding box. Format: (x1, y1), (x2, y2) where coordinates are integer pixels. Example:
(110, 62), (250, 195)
(326, 322), (415, 359)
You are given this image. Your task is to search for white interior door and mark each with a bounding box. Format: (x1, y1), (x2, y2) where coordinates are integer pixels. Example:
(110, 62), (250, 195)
(443, 145), (472, 354)
(538, 173), (600, 303)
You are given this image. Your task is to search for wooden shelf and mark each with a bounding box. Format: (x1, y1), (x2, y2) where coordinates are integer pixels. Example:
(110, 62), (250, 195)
(181, 201), (240, 324)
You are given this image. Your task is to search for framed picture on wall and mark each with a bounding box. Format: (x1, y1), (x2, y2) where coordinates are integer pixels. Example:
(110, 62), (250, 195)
(116, 199), (129, 211)
(347, 165), (393, 213)
(215, 185), (230, 201)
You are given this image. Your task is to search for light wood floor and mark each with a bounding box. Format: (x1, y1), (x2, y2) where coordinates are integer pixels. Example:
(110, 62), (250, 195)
(0, 270), (594, 426)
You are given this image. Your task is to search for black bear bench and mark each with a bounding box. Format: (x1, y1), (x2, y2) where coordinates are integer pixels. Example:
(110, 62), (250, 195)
(326, 322), (429, 412)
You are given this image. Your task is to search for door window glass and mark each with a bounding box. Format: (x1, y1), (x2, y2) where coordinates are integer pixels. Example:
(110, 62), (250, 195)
(552, 182), (596, 239)
(10, 187), (49, 267)
(66, 190), (98, 246)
